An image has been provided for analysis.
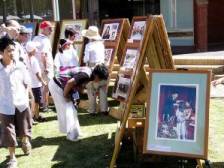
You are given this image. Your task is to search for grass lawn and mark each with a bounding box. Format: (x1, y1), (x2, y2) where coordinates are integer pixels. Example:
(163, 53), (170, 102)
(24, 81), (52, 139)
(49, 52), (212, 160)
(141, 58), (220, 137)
(0, 99), (224, 168)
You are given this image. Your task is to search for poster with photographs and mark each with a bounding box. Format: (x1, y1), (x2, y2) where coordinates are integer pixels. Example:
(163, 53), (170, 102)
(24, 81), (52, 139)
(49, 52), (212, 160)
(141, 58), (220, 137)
(122, 48), (139, 70)
(102, 23), (120, 41)
(104, 48), (114, 67)
(60, 20), (87, 42)
(112, 74), (131, 102)
(130, 20), (146, 41)
(143, 70), (210, 159)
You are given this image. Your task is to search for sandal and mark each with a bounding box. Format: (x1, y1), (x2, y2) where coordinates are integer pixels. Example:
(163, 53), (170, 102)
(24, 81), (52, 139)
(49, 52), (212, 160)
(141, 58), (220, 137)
(21, 141), (32, 155)
(34, 114), (46, 122)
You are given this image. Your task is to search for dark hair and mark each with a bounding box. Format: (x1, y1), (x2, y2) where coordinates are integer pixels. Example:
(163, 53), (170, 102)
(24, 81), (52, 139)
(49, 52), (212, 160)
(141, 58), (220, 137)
(0, 36), (15, 52)
(90, 64), (109, 81)
(58, 39), (67, 53)
(73, 72), (90, 86)
(64, 28), (76, 39)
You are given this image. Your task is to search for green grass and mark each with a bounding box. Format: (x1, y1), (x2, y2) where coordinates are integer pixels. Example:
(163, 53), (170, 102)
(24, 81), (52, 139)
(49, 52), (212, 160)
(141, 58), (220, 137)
(0, 99), (224, 168)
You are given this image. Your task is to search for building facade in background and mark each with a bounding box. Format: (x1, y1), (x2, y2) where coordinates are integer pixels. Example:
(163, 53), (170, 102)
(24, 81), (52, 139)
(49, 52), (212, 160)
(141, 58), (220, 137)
(1, 0), (223, 54)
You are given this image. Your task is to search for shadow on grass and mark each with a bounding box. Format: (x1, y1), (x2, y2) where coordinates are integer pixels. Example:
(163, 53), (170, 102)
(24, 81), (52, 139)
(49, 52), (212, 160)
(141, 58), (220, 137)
(78, 109), (117, 126)
(31, 133), (115, 168)
(209, 162), (224, 168)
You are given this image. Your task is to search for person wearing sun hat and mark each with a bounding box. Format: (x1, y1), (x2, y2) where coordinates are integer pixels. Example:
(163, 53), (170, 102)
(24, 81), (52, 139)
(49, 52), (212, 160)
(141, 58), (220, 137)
(32, 21), (54, 112)
(82, 26), (109, 115)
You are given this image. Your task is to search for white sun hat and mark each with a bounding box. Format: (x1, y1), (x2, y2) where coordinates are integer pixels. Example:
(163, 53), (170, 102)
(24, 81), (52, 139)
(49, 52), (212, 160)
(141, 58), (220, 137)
(26, 41), (40, 53)
(81, 26), (102, 40)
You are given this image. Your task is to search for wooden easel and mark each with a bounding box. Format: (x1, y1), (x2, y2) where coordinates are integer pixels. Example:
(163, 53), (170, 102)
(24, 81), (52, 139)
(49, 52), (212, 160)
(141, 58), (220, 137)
(110, 15), (205, 168)
(100, 18), (130, 84)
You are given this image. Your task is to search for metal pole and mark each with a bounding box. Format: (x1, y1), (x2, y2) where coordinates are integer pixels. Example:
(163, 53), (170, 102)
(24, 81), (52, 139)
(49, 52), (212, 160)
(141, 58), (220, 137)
(29, 0), (34, 22)
(52, 0), (60, 21)
(3, 0), (7, 23)
(72, 0), (76, 19)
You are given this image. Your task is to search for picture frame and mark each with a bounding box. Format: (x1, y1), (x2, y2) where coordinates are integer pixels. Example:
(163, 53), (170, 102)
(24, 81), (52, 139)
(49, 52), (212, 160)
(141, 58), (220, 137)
(59, 19), (88, 42)
(37, 21), (57, 47)
(22, 22), (37, 40)
(112, 73), (132, 102)
(128, 16), (147, 42)
(104, 46), (116, 68)
(101, 19), (122, 42)
(143, 69), (211, 159)
(120, 46), (140, 71)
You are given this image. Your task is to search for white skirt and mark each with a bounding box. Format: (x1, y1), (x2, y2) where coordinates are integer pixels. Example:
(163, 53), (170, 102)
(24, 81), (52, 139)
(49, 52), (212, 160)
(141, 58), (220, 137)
(49, 79), (80, 140)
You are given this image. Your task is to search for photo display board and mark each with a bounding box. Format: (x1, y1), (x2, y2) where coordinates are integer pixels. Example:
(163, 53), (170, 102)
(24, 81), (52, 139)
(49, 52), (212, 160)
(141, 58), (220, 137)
(100, 18), (130, 81)
(112, 16), (148, 102)
(143, 69), (210, 159)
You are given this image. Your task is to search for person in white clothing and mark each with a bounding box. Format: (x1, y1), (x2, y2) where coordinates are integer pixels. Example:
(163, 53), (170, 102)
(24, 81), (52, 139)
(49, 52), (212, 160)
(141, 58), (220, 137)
(0, 36), (32, 168)
(82, 26), (108, 115)
(33, 21), (54, 112)
(26, 41), (47, 122)
(54, 39), (79, 73)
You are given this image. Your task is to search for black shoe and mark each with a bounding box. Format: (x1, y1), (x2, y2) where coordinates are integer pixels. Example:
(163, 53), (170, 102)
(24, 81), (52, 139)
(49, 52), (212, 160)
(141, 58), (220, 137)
(101, 111), (109, 115)
(90, 113), (97, 116)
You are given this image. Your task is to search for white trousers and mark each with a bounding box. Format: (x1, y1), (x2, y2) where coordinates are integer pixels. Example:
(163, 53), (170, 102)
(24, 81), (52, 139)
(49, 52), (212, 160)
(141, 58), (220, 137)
(86, 80), (108, 113)
(48, 79), (81, 140)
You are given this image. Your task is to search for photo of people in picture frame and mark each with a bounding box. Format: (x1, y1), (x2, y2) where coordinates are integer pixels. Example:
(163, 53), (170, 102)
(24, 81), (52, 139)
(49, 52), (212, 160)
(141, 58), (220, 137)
(64, 23), (82, 41)
(104, 48), (114, 67)
(130, 21), (146, 40)
(112, 74), (131, 101)
(156, 84), (197, 142)
(122, 49), (139, 70)
(102, 23), (119, 41)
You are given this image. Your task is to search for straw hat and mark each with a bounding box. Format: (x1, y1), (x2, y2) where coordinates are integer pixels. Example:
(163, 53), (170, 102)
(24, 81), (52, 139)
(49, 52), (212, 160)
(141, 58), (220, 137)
(81, 26), (102, 40)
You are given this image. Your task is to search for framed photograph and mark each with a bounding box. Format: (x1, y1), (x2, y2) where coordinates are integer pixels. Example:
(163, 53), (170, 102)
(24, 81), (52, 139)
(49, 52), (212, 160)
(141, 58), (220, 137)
(37, 21), (57, 47)
(104, 46), (115, 67)
(59, 19), (87, 42)
(112, 73), (132, 102)
(143, 70), (211, 159)
(121, 48), (140, 70)
(22, 22), (37, 40)
(128, 16), (147, 42)
(101, 19), (122, 41)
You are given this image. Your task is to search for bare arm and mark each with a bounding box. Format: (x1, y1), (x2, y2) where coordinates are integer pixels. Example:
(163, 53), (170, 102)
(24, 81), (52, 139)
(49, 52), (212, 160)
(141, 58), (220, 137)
(63, 78), (76, 99)
(36, 72), (46, 86)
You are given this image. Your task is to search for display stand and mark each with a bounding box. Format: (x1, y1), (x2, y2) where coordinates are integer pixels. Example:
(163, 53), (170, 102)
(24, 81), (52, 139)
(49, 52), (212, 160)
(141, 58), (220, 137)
(100, 18), (130, 84)
(109, 15), (205, 168)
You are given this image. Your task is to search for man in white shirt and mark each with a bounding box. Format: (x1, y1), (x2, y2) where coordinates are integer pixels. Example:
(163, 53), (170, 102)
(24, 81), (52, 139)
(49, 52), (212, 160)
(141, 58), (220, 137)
(82, 26), (108, 115)
(0, 36), (32, 168)
(33, 21), (54, 112)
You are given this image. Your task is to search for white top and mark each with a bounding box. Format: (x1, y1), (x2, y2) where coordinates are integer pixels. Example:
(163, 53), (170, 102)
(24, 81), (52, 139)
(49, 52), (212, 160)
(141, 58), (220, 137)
(83, 41), (105, 65)
(14, 41), (27, 64)
(0, 61), (30, 115)
(33, 34), (54, 79)
(54, 48), (79, 71)
(27, 56), (42, 88)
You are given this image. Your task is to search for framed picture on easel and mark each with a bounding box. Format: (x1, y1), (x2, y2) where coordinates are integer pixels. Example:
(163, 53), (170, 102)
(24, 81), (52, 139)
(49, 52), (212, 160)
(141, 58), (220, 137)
(143, 69), (210, 159)
(59, 19), (88, 42)
(104, 46), (116, 68)
(101, 19), (122, 42)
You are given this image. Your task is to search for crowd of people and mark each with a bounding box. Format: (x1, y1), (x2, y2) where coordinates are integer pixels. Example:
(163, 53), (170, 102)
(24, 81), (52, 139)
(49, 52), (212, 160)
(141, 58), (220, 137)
(0, 20), (108, 168)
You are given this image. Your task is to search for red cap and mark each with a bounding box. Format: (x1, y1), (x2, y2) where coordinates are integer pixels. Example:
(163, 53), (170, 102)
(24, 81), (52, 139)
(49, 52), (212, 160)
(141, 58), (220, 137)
(39, 21), (52, 29)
